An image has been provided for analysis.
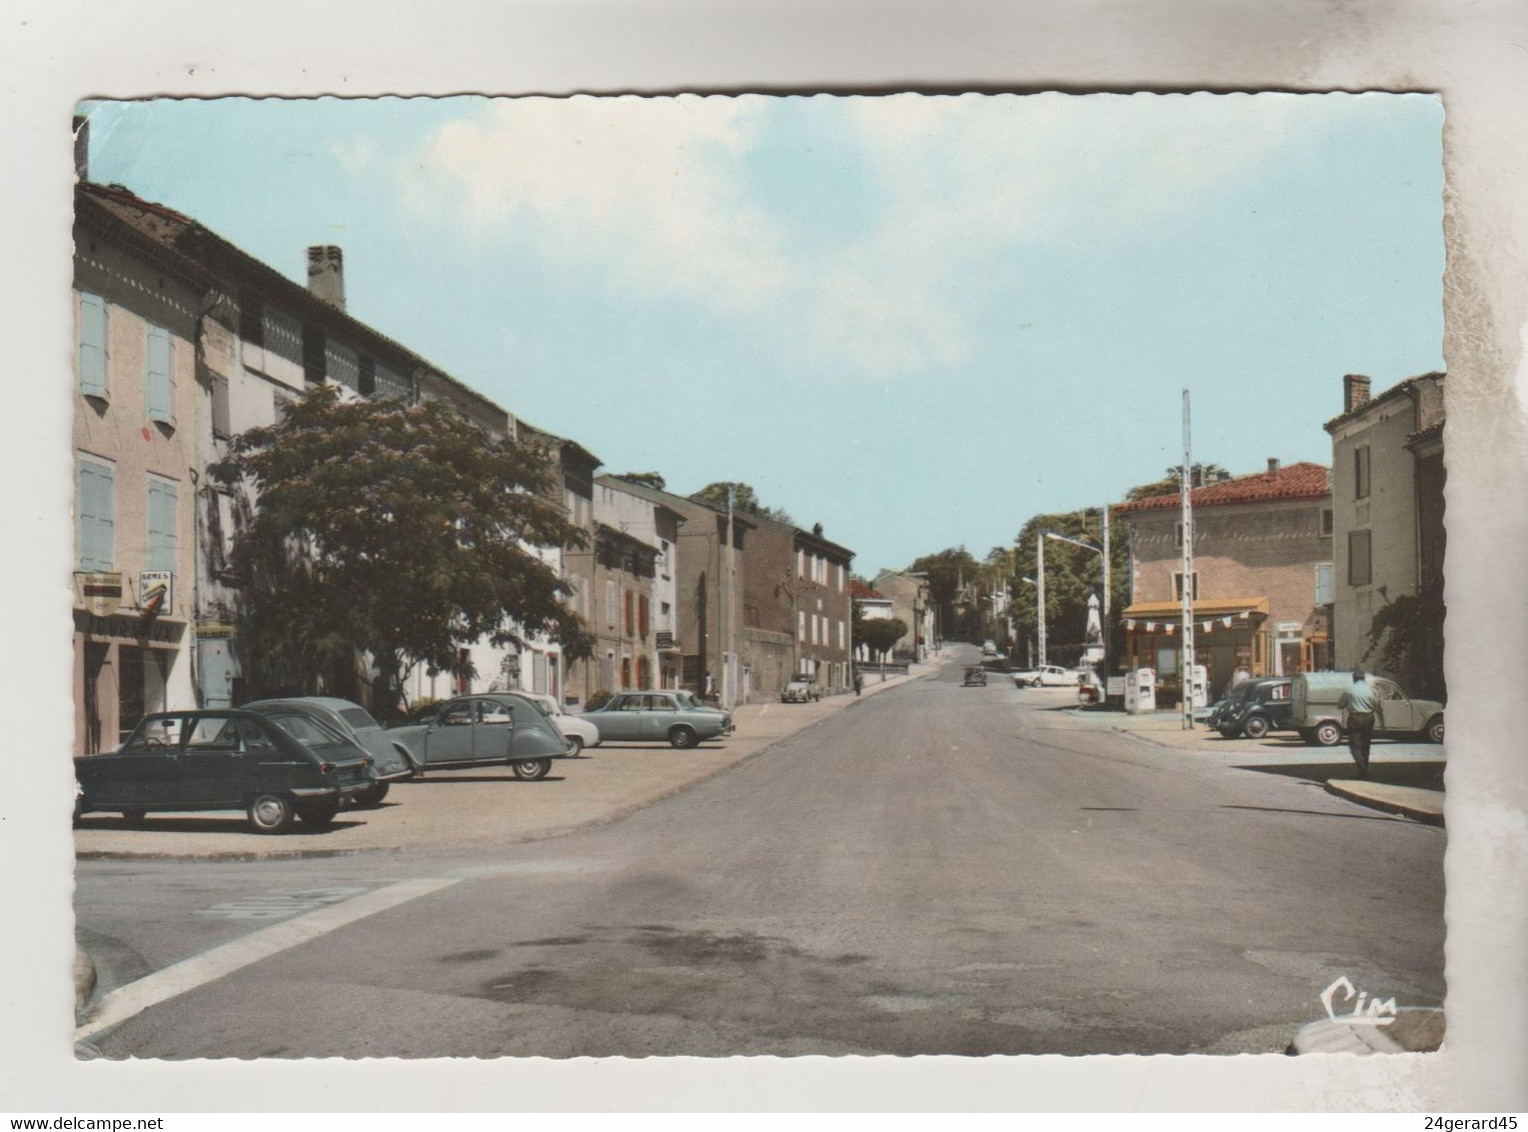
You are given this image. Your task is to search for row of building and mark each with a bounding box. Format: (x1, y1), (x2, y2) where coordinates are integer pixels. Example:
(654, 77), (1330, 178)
(1112, 371), (1445, 700)
(69, 174), (880, 755)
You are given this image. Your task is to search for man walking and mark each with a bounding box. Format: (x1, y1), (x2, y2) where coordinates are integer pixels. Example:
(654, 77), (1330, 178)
(1340, 667), (1377, 778)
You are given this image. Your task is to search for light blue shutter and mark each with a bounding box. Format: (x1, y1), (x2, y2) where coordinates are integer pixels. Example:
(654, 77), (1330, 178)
(77, 460), (115, 570)
(147, 479), (178, 573)
(145, 325), (174, 423)
(79, 293), (108, 397)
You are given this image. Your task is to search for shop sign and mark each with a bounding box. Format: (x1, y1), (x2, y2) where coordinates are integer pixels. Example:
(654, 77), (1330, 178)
(78, 571), (122, 617)
(655, 631), (676, 650)
(1276, 621), (1302, 634)
(73, 608), (182, 645)
(196, 621), (236, 639)
(139, 570), (174, 610)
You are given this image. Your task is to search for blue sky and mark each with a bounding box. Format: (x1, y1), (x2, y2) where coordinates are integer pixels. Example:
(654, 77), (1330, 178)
(81, 93), (1444, 573)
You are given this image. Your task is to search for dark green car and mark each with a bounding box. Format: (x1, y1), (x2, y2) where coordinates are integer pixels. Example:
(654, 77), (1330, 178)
(74, 709), (375, 833)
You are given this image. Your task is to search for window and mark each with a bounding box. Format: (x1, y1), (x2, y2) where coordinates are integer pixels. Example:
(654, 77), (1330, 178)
(1348, 529), (1372, 586)
(326, 340), (360, 391)
(374, 361), (410, 401)
(605, 581), (617, 628)
(1171, 571), (1198, 601)
(76, 457), (116, 571)
(144, 324), (174, 425)
(623, 590), (634, 635)
(78, 292), (108, 398)
(210, 374), (231, 437)
(838, 619), (846, 650)
(1320, 508), (1334, 536)
(146, 477), (178, 573)
(1354, 445), (1371, 500)
(263, 307), (303, 366)
(798, 610), (806, 642)
(1315, 562), (1334, 606)
(638, 595), (650, 636)
(797, 549), (805, 579)
(837, 563), (845, 591)
(302, 324), (327, 385)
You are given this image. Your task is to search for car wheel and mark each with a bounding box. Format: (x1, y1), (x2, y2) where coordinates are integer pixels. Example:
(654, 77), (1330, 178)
(1218, 726), (1239, 740)
(297, 799), (341, 827)
(566, 736), (585, 757)
(669, 725), (698, 749)
(1031, 677), (1042, 688)
(1424, 716), (1444, 744)
(1313, 721), (1342, 747)
(510, 759), (551, 781)
(247, 793), (296, 834)
(352, 782), (389, 808)
(120, 808), (146, 826)
(1242, 715), (1271, 740)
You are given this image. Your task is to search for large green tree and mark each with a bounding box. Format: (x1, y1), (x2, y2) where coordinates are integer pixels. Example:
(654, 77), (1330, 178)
(689, 481), (794, 525)
(213, 384), (593, 718)
(1364, 574), (1446, 701)
(1008, 509), (1131, 668)
(907, 546), (982, 641)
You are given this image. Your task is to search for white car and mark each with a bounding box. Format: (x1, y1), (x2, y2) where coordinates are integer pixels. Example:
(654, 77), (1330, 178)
(520, 693), (601, 753)
(1010, 664), (1078, 688)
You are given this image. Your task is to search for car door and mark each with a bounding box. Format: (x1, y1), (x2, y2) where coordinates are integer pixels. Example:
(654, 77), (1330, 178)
(176, 714), (248, 805)
(642, 695), (676, 740)
(424, 698), (476, 764)
(84, 718), (180, 806)
(599, 695), (641, 741)
(473, 698), (515, 762)
(1373, 679), (1417, 735)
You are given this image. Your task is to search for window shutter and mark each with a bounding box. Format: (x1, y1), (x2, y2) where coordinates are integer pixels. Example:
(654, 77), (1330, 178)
(1315, 563), (1334, 606)
(77, 460), (115, 571)
(145, 325), (174, 424)
(79, 293), (108, 398)
(210, 374), (231, 437)
(639, 595), (649, 636)
(147, 479), (178, 573)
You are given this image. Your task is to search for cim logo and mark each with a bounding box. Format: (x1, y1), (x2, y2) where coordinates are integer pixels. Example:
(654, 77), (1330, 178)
(1320, 975), (1398, 1027)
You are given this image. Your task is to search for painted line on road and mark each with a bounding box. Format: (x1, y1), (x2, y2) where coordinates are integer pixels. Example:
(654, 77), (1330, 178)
(75, 876), (459, 1043)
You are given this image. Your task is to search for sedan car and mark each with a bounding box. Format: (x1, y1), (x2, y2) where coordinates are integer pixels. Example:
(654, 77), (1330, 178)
(962, 666), (988, 686)
(518, 692), (601, 754)
(242, 696), (414, 806)
(780, 678), (822, 703)
(386, 692), (575, 780)
(1215, 677), (1294, 740)
(74, 709), (375, 833)
(1010, 664), (1077, 688)
(583, 691), (734, 748)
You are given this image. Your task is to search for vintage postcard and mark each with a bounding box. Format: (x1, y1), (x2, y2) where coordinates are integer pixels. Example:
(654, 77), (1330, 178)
(63, 91), (1451, 1067)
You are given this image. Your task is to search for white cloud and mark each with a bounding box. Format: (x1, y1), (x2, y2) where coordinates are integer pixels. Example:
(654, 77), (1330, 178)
(406, 92), (1351, 380)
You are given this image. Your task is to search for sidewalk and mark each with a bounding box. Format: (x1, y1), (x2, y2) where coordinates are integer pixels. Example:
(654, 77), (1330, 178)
(1056, 702), (1446, 825)
(73, 662), (937, 863)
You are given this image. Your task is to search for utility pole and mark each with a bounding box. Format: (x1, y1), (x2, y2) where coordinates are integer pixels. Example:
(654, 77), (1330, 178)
(725, 484), (737, 710)
(1180, 390), (1195, 730)
(1037, 534), (1047, 667)
(1102, 504), (1111, 686)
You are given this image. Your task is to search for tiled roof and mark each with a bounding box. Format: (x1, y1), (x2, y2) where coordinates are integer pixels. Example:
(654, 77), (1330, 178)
(1114, 461), (1330, 514)
(1323, 372), (1445, 432)
(849, 579), (888, 601)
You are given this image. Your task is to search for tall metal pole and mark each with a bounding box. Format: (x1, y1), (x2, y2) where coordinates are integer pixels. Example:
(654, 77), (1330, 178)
(1037, 535), (1047, 667)
(726, 484), (737, 709)
(1180, 391), (1195, 730)
(1101, 504), (1111, 687)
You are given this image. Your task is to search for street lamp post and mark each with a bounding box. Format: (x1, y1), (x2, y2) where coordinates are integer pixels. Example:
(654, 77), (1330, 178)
(1045, 524), (1111, 690)
(1016, 573), (1039, 669)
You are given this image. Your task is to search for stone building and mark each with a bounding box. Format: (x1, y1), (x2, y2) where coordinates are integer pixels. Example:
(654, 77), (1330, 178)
(871, 569), (933, 662)
(1116, 459), (1334, 698)
(1323, 372), (1446, 687)
(595, 476), (686, 690)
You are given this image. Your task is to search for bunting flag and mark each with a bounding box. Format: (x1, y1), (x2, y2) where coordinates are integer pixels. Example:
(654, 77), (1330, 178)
(1223, 616), (1234, 628)
(1125, 619), (1137, 630)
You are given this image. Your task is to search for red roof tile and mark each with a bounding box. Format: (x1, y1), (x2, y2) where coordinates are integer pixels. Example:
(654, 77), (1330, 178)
(1115, 461), (1330, 514)
(849, 579), (888, 600)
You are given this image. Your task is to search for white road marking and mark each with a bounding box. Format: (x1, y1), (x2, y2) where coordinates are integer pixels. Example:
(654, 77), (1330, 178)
(75, 876), (458, 1043)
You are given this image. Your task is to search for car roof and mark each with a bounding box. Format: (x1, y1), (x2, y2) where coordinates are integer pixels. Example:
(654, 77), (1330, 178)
(244, 696), (371, 713)
(138, 709), (268, 722)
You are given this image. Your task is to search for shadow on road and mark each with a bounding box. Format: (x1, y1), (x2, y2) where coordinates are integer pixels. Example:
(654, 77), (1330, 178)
(1232, 759), (1445, 791)
(71, 815), (369, 835)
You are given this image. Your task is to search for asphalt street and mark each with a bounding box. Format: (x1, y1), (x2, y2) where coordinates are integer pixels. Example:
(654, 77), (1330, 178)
(75, 655), (1445, 1058)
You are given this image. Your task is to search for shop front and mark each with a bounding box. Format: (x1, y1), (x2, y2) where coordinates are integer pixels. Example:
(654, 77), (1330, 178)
(73, 608), (189, 756)
(1121, 598), (1271, 700)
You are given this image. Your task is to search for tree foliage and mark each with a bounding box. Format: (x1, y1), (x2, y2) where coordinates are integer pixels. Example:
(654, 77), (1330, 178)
(690, 481), (794, 525)
(1125, 463), (1231, 501)
(1008, 509), (1131, 667)
(907, 546), (982, 640)
(212, 384), (593, 717)
(852, 607), (908, 660)
(1364, 574), (1446, 701)
(617, 471), (667, 491)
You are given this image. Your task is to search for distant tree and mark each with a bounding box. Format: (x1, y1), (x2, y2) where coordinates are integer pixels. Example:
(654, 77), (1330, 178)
(855, 615), (908, 662)
(690, 481), (794, 525)
(213, 384), (594, 719)
(617, 471), (667, 491)
(1009, 509), (1130, 667)
(907, 546), (982, 641)
(1126, 463), (1231, 501)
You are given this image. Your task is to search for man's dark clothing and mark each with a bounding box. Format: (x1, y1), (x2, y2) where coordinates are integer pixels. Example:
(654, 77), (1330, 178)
(1346, 710), (1376, 778)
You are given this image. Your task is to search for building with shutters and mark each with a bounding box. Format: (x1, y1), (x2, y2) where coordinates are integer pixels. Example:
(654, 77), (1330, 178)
(596, 476), (686, 690)
(1323, 372), (1446, 689)
(75, 181), (538, 730)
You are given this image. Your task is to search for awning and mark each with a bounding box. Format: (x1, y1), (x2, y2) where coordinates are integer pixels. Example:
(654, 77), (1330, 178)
(1121, 598), (1269, 635)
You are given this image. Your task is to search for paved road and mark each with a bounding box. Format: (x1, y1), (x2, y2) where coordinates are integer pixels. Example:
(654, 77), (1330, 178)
(76, 652), (1444, 1058)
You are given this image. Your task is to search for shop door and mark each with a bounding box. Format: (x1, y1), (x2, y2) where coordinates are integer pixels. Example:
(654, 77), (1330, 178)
(82, 642), (111, 755)
(198, 638), (236, 709)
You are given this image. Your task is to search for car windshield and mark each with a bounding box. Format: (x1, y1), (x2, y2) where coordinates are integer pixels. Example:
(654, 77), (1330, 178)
(338, 706), (380, 732)
(265, 712), (353, 752)
(675, 692), (704, 708)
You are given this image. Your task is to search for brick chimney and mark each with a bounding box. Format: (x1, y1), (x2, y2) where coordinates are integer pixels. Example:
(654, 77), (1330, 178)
(1343, 373), (1371, 413)
(307, 245), (346, 311)
(1267, 457), (1280, 475)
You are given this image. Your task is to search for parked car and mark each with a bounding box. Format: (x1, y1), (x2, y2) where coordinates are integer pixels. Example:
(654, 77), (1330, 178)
(962, 665), (988, 686)
(1010, 664), (1077, 688)
(386, 692), (576, 780)
(518, 692), (602, 753)
(1291, 672), (1445, 746)
(583, 691), (734, 748)
(780, 678), (823, 703)
(74, 709), (375, 833)
(242, 696), (414, 807)
(1214, 676), (1294, 739)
